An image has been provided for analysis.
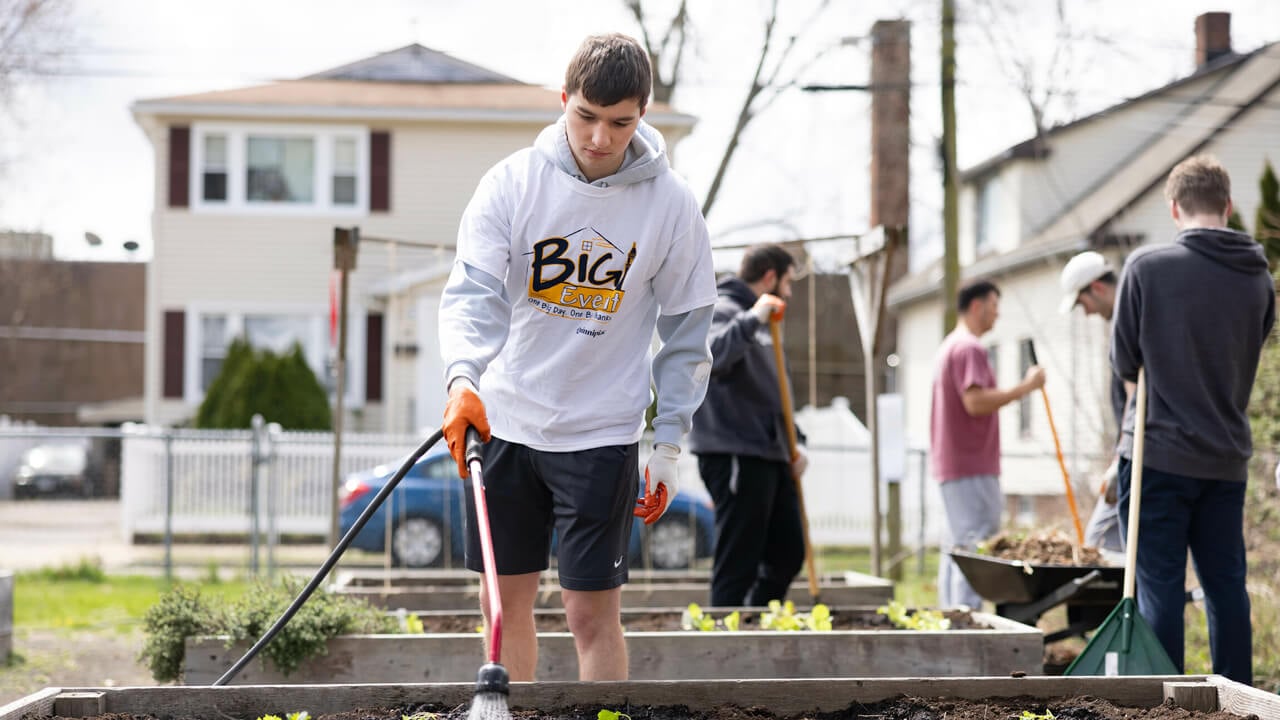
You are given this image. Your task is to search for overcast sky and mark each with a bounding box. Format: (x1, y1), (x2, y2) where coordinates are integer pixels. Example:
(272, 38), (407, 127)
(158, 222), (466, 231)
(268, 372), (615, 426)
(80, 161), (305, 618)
(2, 0), (1279, 266)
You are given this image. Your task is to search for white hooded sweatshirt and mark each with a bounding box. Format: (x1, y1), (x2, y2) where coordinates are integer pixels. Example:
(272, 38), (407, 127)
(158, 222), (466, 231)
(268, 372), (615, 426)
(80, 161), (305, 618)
(438, 117), (716, 452)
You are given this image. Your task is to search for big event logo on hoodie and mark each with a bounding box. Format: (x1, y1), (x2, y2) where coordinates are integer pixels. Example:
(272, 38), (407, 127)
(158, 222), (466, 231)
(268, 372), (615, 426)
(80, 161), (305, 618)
(525, 226), (637, 326)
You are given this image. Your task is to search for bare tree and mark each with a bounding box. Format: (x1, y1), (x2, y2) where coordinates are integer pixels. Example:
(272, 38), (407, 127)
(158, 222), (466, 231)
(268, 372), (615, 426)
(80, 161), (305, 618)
(0, 0), (74, 105)
(967, 0), (1122, 147)
(626, 0), (835, 219)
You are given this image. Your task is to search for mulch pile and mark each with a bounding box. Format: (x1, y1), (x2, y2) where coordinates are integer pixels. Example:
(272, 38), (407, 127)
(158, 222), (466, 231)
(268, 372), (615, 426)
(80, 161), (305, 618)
(982, 529), (1106, 566)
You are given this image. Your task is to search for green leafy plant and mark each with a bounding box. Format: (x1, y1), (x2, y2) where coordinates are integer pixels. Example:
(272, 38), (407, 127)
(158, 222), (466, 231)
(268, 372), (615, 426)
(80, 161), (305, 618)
(679, 603), (741, 632)
(598, 709), (632, 720)
(877, 600), (952, 631)
(1020, 710), (1055, 720)
(403, 613), (424, 634)
(195, 338), (332, 430)
(139, 579), (399, 682)
(256, 713), (309, 720)
(760, 600), (832, 631)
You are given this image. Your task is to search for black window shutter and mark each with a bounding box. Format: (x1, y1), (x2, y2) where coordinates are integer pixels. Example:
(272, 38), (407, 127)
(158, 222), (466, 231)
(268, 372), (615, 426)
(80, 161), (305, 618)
(163, 310), (185, 398)
(370, 131), (390, 212)
(365, 313), (384, 402)
(168, 126), (190, 208)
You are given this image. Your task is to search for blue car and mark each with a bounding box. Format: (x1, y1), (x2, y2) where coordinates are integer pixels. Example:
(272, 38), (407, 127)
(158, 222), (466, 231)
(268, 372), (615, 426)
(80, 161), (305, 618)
(339, 447), (715, 569)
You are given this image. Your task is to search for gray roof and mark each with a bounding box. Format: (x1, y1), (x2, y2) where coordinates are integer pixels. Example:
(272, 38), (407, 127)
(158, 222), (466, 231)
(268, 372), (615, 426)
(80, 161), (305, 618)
(306, 43), (523, 85)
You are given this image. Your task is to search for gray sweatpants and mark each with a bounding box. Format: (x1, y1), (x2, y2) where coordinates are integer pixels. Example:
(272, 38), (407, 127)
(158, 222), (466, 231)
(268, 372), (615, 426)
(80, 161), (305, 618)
(937, 475), (1002, 609)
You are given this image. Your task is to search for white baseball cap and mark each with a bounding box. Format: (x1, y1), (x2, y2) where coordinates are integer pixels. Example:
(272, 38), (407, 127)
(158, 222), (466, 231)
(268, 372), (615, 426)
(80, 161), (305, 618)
(1059, 251), (1112, 314)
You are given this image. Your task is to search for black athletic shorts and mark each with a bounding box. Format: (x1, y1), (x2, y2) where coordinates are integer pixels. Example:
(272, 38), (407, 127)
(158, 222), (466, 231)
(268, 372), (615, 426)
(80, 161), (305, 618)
(462, 436), (640, 591)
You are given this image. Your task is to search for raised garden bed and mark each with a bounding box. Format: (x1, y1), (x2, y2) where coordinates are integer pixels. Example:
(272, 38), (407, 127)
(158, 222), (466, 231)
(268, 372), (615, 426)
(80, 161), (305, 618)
(332, 569), (893, 610)
(181, 605), (1041, 684)
(4, 675), (1276, 720)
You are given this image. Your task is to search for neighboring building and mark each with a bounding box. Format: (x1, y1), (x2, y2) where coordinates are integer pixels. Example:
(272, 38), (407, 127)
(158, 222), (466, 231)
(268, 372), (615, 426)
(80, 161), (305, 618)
(887, 13), (1280, 517)
(0, 259), (146, 426)
(0, 231), (53, 260)
(131, 44), (696, 431)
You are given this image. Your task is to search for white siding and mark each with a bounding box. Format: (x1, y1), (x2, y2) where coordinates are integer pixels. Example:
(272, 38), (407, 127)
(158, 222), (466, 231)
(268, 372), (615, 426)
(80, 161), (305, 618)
(1015, 72), (1227, 240)
(893, 264), (1117, 498)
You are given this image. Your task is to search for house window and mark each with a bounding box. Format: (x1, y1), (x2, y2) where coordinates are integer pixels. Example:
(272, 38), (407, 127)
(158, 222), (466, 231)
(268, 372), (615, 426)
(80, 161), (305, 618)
(247, 136), (315, 203)
(202, 135), (228, 202)
(986, 343), (999, 382)
(190, 309), (363, 407)
(1018, 338), (1034, 436)
(192, 123), (367, 213)
(333, 137), (357, 206)
(975, 175), (1001, 254)
(200, 315), (228, 391)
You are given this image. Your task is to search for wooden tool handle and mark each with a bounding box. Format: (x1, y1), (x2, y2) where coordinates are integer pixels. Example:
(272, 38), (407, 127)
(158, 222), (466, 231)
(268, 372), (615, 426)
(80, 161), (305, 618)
(770, 316), (819, 601)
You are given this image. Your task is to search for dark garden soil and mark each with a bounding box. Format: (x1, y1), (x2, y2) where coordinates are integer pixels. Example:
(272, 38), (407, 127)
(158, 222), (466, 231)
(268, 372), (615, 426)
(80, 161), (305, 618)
(64, 694), (1257, 720)
(415, 608), (985, 634)
(984, 530), (1106, 565)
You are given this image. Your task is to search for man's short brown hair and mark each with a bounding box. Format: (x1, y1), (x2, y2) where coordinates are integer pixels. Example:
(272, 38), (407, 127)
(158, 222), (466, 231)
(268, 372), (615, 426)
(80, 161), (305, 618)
(1164, 154), (1232, 216)
(564, 33), (652, 110)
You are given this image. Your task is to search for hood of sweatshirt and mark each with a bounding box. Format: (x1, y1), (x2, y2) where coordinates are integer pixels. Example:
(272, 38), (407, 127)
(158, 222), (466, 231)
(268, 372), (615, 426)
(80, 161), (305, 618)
(534, 115), (668, 188)
(1177, 227), (1270, 274)
(718, 275), (758, 309)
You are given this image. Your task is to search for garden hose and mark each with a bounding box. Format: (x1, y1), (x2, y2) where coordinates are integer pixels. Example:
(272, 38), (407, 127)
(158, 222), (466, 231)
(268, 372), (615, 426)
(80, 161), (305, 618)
(213, 427), (445, 686)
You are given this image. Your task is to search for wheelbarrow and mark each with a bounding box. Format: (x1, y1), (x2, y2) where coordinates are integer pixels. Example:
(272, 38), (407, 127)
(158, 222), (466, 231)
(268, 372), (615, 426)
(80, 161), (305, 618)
(949, 549), (1123, 645)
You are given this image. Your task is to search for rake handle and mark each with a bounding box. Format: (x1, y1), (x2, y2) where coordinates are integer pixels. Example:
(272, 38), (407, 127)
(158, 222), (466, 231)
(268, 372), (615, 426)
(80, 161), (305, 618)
(769, 315), (820, 601)
(1124, 368), (1146, 601)
(1039, 387), (1085, 545)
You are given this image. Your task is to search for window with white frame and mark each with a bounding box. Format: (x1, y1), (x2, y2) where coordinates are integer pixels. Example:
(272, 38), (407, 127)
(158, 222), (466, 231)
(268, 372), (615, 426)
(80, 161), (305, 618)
(332, 137), (358, 206)
(191, 309), (363, 405)
(202, 135), (228, 203)
(975, 175), (1001, 254)
(191, 123), (367, 213)
(247, 137), (314, 203)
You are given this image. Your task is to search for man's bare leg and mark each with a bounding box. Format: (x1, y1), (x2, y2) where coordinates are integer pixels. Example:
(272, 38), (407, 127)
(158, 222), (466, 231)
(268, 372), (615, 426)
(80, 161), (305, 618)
(480, 571), (542, 681)
(562, 586), (626, 680)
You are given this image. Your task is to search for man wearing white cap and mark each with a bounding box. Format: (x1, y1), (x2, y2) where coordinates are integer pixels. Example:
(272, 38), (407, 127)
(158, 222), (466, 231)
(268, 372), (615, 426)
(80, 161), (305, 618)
(1059, 250), (1123, 553)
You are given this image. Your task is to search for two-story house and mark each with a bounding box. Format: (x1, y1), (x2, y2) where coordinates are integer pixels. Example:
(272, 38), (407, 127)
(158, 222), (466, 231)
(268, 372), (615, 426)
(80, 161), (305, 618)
(886, 13), (1279, 523)
(132, 44), (694, 431)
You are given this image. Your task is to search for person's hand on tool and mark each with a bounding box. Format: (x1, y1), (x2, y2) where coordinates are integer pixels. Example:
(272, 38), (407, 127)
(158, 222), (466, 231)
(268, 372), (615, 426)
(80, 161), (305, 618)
(1101, 458), (1119, 505)
(1023, 364), (1046, 391)
(442, 378), (490, 478)
(635, 442), (680, 525)
(751, 293), (787, 324)
(792, 446), (809, 477)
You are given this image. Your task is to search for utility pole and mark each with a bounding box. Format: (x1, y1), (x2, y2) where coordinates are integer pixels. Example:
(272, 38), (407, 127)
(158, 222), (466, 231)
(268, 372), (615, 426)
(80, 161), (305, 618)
(330, 226), (359, 550)
(941, 0), (960, 335)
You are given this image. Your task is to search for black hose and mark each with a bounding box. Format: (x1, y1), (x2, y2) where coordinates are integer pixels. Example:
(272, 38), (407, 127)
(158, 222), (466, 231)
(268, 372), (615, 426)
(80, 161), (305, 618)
(213, 428), (446, 686)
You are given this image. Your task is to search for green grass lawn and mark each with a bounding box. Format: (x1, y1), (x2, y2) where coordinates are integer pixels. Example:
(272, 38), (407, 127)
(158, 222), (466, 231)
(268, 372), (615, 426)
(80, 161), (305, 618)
(13, 560), (252, 633)
(812, 545), (940, 607)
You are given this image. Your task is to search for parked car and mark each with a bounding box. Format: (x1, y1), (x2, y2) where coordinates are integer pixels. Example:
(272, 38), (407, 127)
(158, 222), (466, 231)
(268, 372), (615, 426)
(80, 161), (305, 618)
(12, 443), (93, 498)
(339, 448), (715, 569)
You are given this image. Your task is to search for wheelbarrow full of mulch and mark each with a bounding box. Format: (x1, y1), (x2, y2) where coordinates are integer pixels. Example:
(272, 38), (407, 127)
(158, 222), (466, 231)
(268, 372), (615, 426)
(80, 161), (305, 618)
(949, 549), (1123, 647)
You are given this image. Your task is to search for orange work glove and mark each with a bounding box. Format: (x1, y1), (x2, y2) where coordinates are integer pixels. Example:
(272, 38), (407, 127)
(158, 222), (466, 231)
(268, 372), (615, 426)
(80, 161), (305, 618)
(634, 443), (680, 525)
(442, 379), (490, 478)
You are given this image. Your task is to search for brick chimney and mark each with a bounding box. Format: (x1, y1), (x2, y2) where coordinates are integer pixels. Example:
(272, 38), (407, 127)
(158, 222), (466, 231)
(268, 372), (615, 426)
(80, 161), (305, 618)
(1195, 12), (1232, 68)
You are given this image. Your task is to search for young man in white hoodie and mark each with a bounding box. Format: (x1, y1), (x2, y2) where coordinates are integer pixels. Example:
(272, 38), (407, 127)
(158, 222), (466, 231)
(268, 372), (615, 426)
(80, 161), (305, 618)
(437, 33), (717, 682)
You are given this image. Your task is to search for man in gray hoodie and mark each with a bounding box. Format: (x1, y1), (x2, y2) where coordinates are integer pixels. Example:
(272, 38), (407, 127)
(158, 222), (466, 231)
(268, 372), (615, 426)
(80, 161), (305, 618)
(689, 243), (807, 607)
(1111, 154), (1275, 685)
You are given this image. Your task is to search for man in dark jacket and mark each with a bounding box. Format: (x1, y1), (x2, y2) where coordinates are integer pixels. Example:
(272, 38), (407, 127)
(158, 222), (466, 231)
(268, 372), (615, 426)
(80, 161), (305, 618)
(689, 243), (807, 607)
(1111, 154), (1275, 685)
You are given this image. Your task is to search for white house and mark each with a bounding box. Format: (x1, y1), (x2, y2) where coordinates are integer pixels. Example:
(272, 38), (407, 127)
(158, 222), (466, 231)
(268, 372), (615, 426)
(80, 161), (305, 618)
(887, 14), (1280, 516)
(131, 44), (695, 431)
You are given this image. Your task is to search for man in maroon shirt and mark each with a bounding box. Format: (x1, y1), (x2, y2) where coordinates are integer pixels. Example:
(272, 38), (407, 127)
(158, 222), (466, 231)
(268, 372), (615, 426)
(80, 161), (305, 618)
(931, 279), (1045, 608)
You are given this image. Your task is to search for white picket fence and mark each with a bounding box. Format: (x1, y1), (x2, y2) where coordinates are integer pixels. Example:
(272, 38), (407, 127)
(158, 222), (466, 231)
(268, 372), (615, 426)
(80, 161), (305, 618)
(120, 427), (426, 538)
(118, 424), (942, 546)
